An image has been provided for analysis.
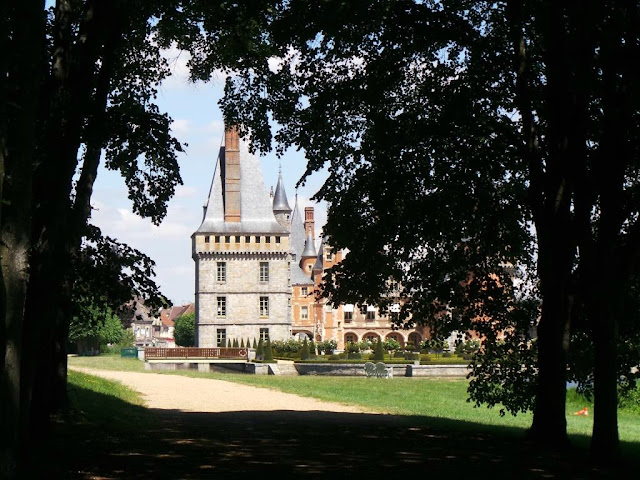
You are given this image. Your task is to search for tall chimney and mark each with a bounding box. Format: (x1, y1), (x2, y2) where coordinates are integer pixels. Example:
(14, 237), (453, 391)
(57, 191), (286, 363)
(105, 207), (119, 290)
(224, 126), (241, 222)
(304, 207), (315, 238)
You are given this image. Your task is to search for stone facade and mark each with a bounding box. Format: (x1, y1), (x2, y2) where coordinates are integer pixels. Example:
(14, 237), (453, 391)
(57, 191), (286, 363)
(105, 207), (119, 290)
(194, 124), (429, 350)
(193, 126), (291, 347)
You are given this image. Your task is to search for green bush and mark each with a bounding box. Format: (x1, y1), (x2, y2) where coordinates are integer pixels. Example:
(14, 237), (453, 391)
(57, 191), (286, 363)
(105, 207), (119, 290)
(263, 338), (274, 362)
(301, 338), (310, 360)
(174, 313), (195, 347)
(318, 339), (338, 355)
(256, 338), (264, 360)
(443, 352), (452, 358)
(347, 352), (362, 359)
(372, 339), (385, 361)
(345, 341), (360, 354)
(328, 354), (341, 360)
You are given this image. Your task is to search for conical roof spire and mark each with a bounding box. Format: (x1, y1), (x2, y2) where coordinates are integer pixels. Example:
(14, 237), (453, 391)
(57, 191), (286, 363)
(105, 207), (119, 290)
(301, 232), (317, 258)
(272, 166), (291, 212)
(313, 236), (324, 271)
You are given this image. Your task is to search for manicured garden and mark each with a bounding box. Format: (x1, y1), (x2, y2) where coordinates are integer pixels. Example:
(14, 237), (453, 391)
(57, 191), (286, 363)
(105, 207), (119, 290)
(252, 337), (477, 364)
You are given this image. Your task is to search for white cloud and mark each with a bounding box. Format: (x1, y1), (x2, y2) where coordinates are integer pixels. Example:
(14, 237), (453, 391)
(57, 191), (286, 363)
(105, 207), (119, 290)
(171, 118), (192, 136)
(174, 185), (198, 198)
(203, 120), (224, 135)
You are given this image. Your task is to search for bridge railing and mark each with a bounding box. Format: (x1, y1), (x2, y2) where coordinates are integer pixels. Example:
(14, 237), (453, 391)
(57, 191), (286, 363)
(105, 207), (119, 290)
(144, 347), (249, 360)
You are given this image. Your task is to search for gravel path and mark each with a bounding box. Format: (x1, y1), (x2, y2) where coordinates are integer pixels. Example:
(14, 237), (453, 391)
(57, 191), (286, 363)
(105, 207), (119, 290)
(70, 367), (377, 414)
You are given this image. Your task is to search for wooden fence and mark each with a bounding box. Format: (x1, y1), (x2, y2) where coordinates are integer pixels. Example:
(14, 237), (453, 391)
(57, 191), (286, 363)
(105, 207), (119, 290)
(144, 347), (249, 360)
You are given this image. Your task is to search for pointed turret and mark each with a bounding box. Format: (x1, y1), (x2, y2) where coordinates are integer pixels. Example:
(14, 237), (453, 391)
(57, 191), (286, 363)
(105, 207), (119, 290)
(300, 232), (318, 275)
(301, 232), (317, 258)
(272, 167), (292, 228)
(313, 237), (324, 272)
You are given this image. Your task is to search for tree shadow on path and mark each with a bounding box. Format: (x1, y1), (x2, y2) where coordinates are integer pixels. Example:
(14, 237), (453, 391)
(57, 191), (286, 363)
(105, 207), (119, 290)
(49, 386), (637, 479)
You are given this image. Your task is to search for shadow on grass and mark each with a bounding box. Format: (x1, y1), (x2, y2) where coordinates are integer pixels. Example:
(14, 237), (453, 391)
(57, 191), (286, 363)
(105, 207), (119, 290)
(47, 384), (638, 480)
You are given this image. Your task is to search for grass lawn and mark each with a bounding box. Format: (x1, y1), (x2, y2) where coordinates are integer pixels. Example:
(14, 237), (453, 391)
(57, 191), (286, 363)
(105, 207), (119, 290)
(60, 354), (640, 477)
(67, 354), (640, 453)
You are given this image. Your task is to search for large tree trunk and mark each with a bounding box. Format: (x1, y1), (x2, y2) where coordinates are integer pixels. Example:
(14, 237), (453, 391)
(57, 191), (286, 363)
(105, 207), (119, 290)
(0, 2), (45, 478)
(528, 235), (572, 445)
(590, 285), (620, 460)
(23, 0), (105, 447)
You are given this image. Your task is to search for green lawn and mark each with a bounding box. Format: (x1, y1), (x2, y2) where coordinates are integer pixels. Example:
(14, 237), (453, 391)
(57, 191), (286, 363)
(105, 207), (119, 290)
(67, 354), (640, 451)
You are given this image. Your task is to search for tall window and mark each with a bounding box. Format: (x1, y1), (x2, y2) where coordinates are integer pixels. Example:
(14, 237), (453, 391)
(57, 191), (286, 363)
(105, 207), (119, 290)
(259, 296), (269, 317)
(301, 287), (308, 296)
(301, 306), (309, 319)
(217, 262), (226, 282)
(260, 328), (270, 342)
(259, 262), (269, 282)
(344, 311), (353, 322)
(345, 333), (356, 343)
(216, 329), (227, 347)
(364, 305), (375, 321)
(216, 297), (226, 317)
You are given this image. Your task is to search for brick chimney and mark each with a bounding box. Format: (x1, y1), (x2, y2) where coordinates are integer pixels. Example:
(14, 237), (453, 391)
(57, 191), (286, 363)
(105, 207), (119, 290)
(223, 126), (241, 222)
(304, 207), (315, 238)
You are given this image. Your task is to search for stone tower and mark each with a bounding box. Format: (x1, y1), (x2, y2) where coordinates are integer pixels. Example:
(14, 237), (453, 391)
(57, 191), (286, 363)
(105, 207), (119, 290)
(192, 126), (292, 347)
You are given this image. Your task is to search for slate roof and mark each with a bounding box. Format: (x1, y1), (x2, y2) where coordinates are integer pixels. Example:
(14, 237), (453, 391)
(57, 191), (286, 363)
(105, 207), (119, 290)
(313, 237), (324, 271)
(272, 171), (291, 212)
(290, 196), (314, 286)
(302, 232), (318, 258)
(196, 139), (288, 235)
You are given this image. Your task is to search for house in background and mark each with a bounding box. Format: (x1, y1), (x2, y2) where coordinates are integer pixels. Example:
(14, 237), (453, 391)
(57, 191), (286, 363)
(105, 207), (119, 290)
(157, 303), (195, 347)
(121, 297), (194, 348)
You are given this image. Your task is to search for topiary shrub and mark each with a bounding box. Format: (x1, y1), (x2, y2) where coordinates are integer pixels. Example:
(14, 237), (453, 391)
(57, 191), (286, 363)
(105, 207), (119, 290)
(264, 338), (274, 362)
(372, 339), (385, 361)
(301, 338), (310, 360)
(256, 338), (264, 360)
(347, 352), (362, 359)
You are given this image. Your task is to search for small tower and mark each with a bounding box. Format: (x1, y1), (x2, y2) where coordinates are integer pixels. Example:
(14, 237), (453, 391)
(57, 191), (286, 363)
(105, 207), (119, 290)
(272, 167), (292, 229)
(300, 232), (317, 276)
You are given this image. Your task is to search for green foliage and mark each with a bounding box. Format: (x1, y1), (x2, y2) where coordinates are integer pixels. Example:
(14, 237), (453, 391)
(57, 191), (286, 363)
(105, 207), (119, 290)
(69, 305), (127, 353)
(345, 341), (360, 354)
(301, 338), (310, 360)
(174, 312), (195, 347)
(455, 339), (481, 357)
(256, 338), (264, 359)
(271, 339), (304, 355)
(372, 339), (385, 361)
(263, 338), (274, 362)
(318, 339), (337, 355)
(240, 338), (245, 348)
(233, 338), (239, 348)
(309, 340), (317, 356)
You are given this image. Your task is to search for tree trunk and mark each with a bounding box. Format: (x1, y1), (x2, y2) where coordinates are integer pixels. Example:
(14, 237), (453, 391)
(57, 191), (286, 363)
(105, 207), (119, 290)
(528, 238), (572, 445)
(590, 290), (620, 460)
(0, 2), (45, 477)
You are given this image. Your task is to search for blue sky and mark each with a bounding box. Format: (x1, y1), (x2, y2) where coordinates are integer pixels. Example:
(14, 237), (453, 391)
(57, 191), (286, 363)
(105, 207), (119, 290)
(90, 46), (328, 305)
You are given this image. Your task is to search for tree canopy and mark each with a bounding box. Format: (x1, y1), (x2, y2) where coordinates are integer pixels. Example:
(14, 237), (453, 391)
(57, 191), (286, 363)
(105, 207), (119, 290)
(174, 312), (196, 347)
(175, 0), (640, 459)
